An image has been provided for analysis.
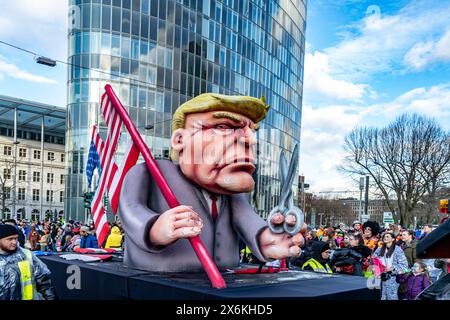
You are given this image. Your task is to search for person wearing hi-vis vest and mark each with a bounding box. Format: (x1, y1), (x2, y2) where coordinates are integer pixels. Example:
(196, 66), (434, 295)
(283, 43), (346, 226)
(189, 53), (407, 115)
(301, 241), (333, 274)
(0, 224), (57, 300)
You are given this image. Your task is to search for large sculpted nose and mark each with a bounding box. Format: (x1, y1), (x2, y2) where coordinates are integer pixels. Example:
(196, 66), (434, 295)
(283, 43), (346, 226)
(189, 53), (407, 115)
(238, 127), (257, 147)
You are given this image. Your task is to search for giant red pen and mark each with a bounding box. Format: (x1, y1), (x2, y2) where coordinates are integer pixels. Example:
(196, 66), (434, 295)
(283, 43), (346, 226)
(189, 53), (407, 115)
(104, 84), (227, 289)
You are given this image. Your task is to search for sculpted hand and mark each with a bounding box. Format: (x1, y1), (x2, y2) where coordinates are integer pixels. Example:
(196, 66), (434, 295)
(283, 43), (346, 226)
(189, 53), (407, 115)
(259, 212), (307, 260)
(149, 205), (203, 246)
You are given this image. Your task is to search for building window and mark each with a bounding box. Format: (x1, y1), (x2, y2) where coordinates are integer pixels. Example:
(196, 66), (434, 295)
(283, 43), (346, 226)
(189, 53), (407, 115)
(61, 153), (65, 162)
(19, 170), (26, 181)
(3, 168), (11, 180)
(3, 146), (12, 156)
(47, 173), (54, 184)
(33, 172), (40, 182)
(34, 150), (41, 160)
(18, 188), (25, 201)
(33, 189), (40, 201)
(60, 174), (65, 185)
(4, 187), (11, 199)
(60, 191), (64, 203)
(19, 148), (27, 158)
(46, 190), (54, 202)
(48, 152), (55, 161)
(31, 209), (40, 222)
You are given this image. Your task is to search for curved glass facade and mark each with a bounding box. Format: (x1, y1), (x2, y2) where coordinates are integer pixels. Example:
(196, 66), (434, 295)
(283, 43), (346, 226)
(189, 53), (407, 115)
(66, 0), (306, 221)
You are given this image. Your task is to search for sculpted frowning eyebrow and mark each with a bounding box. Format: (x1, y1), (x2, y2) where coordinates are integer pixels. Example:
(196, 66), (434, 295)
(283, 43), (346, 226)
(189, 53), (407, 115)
(212, 111), (242, 124)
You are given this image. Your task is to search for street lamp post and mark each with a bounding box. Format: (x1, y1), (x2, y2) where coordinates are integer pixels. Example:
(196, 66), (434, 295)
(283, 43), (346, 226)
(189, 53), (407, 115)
(49, 155), (54, 220)
(12, 108), (19, 219)
(359, 177), (364, 222)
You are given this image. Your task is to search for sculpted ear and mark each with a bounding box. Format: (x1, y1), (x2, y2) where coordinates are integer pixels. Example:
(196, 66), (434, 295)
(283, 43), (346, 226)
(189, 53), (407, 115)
(171, 128), (185, 154)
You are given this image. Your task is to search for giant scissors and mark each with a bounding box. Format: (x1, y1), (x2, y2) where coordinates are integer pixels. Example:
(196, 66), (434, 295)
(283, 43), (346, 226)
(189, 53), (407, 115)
(267, 144), (304, 235)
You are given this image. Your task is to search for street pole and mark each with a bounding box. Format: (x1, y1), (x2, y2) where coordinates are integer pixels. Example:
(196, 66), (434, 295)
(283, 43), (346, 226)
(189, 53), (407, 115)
(364, 175), (369, 219)
(359, 177), (364, 222)
(40, 116), (44, 220)
(12, 108), (17, 220)
(49, 156), (54, 220)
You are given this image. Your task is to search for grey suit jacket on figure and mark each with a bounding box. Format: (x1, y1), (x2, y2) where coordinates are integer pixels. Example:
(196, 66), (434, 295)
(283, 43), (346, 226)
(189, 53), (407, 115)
(118, 160), (268, 272)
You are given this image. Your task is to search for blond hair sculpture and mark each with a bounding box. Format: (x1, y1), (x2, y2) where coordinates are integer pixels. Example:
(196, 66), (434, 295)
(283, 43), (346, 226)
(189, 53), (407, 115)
(170, 93), (270, 159)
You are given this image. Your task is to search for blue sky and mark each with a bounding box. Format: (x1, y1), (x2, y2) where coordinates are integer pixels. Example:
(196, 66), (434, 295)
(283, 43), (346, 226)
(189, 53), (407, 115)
(301, 0), (450, 193)
(0, 0), (449, 193)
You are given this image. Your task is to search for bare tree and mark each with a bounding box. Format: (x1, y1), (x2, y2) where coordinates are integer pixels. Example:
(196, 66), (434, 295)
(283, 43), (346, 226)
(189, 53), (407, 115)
(0, 159), (13, 219)
(311, 194), (354, 226)
(340, 113), (450, 227)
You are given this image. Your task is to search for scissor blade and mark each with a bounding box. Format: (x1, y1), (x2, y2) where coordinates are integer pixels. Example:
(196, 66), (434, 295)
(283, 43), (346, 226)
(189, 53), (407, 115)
(279, 151), (288, 187)
(282, 144), (299, 196)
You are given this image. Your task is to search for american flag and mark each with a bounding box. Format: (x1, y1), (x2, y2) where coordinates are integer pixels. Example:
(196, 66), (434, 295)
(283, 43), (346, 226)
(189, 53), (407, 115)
(86, 90), (140, 246)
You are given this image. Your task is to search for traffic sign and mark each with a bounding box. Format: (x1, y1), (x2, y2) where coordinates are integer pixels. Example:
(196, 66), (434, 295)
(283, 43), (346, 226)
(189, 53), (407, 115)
(383, 212), (394, 223)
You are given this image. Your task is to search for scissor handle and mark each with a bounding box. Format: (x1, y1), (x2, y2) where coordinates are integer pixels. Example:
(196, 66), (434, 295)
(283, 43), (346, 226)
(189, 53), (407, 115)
(267, 206), (304, 236)
(283, 207), (304, 236)
(267, 206), (286, 234)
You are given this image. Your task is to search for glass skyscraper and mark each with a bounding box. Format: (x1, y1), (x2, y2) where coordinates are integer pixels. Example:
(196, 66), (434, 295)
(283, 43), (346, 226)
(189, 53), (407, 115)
(66, 0), (306, 221)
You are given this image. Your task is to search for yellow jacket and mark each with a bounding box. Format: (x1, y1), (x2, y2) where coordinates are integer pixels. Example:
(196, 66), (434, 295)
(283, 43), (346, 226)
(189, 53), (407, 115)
(105, 226), (123, 249)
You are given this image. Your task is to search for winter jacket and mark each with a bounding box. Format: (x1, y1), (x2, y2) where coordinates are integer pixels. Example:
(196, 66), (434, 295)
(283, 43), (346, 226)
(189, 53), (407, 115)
(330, 248), (364, 276)
(396, 272), (430, 300)
(79, 234), (99, 249)
(105, 226), (123, 249)
(301, 241), (332, 273)
(373, 245), (409, 274)
(401, 240), (417, 268)
(0, 247), (57, 300)
(373, 245), (409, 300)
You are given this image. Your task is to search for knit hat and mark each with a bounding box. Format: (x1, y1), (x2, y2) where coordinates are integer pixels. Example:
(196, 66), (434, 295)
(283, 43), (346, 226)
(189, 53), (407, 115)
(0, 224), (19, 240)
(80, 226), (89, 233)
(352, 220), (361, 226)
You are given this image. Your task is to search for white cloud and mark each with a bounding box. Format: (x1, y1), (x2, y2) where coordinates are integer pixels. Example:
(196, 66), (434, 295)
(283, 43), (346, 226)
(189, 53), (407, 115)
(300, 104), (364, 192)
(300, 83), (450, 192)
(323, 1), (450, 81)
(0, 56), (57, 84)
(404, 29), (450, 70)
(304, 52), (368, 101)
(0, 0), (68, 58)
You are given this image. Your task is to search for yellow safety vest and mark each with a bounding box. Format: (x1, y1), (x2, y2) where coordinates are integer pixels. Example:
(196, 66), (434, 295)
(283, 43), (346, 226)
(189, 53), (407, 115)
(302, 258), (333, 274)
(17, 249), (34, 300)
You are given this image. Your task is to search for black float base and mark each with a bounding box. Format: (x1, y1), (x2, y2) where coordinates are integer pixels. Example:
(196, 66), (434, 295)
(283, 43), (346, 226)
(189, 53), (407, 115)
(40, 255), (379, 300)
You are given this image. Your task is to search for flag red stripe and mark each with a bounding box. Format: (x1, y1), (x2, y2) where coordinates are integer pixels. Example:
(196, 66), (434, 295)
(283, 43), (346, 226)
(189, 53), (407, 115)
(110, 142), (140, 213)
(92, 102), (122, 222)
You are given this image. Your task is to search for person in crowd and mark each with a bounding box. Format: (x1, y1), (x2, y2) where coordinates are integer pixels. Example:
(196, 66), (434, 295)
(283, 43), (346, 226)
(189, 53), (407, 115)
(60, 223), (73, 248)
(4, 219), (25, 248)
(341, 234), (351, 248)
(373, 232), (409, 300)
(335, 230), (345, 248)
(351, 220), (362, 235)
(396, 261), (431, 300)
(105, 226), (123, 249)
(27, 226), (40, 251)
(362, 221), (380, 253)
(55, 227), (64, 251)
(61, 235), (73, 252)
(349, 234), (372, 258)
(38, 231), (49, 252)
(67, 230), (81, 251)
(400, 229), (417, 268)
(419, 224), (433, 240)
(301, 241), (333, 274)
(321, 227), (338, 250)
(0, 224), (57, 300)
(79, 226), (98, 249)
